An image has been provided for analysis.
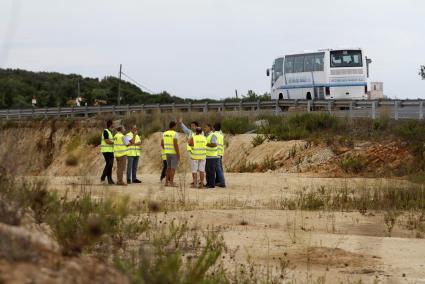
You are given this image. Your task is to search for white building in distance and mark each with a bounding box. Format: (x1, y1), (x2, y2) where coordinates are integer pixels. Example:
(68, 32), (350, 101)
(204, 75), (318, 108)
(369, 82), (384, 99)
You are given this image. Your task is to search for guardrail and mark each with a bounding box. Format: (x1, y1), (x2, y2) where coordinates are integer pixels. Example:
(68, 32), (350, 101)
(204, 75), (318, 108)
(0, 100), (424, 120)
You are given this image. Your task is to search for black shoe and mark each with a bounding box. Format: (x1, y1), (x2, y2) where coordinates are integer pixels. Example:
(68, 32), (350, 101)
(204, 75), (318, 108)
(107, 178), (115, 185)
(127, 180), (132, 184)
(132, 179), (142, 184)
(216, 184), (226, 188)
(101, 176), (106, 182)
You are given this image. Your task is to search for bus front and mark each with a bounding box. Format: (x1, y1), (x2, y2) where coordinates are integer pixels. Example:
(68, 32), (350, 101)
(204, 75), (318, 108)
(327, 49), (368, 100)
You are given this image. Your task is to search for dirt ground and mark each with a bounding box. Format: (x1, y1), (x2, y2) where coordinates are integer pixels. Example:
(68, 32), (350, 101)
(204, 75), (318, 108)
(44, 173), (425, 284)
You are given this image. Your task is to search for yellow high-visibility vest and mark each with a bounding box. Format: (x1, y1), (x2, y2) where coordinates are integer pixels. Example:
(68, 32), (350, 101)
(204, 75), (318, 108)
(113, 132), (128, 157)
(215, 131), (224, 157)
(206, 133), (218, 158)
(163, 130), (177, 155)
(161, 149), (167, 161)
(186, 130), (193, 152)
(190, 135), (207, 160)
(100, 129), (113, 153)
(126, 132), (141, 157)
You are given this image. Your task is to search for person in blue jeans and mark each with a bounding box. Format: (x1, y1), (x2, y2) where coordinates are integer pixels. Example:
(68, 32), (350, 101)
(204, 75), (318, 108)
(213, 123), (226, 188)
(204, 124), (218, 189)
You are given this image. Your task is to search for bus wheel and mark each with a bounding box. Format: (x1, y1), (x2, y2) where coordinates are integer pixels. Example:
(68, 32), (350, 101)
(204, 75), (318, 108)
(278, 93), (283, 100)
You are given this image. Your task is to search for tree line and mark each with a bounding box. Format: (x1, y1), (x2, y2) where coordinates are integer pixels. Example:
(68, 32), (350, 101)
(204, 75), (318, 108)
(0, 68), (270, 108)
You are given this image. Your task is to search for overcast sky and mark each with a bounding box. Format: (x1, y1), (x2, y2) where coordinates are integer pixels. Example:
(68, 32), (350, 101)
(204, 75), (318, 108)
(1, 0), (424, 99)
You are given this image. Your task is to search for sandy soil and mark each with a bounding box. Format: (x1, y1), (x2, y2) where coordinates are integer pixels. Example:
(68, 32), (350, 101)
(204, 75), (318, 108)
(43, 173), (425, 284)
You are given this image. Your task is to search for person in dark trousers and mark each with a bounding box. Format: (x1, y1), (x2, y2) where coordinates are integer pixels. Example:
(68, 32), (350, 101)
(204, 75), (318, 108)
(204, 123), (218, 189)
(214, 122), (226, 188)
(100, 120), (115, 184)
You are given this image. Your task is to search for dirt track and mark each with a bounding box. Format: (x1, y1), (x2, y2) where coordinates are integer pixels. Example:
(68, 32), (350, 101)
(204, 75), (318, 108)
(46, 173), (425, 284)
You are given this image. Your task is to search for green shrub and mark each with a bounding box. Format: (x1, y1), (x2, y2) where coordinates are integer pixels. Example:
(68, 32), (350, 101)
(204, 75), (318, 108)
(114, 221), (227, 284)
(86, 133), (101, 146)
(251, 134), (266, 147)
(221, 117), (253, 134)
(259, 113), (343, 141)
(238, 160), (258, 173)
(393, 120), (425, 162)
(261, 156), (276, 171)
(340, 156), (367, 173)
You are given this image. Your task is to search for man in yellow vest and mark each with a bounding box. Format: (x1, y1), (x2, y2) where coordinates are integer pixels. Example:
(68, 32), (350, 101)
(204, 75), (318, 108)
(114, 126), (130, 186)
(161, 121), (180, 187)
(178, 118), (200, 186)
(204, 123), (219, 189)
(214, 122), (226, 188)
(126, 125), (142, 184)
(188, 127), (207, 188)
(100, 120), (115, 185)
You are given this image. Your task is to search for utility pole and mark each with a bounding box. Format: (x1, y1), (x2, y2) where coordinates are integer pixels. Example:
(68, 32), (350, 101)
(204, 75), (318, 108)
(117, 64), (122, 105)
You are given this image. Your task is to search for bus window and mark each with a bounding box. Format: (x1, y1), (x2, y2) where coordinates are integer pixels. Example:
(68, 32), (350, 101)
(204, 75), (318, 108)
(294, 55), (304, 73)
(313, 53), (324, 71)
(284, 56), (294, 73)
(272, 58), (284, 84)
(330, 50), (363, 68)
(304, 55), (315, 72)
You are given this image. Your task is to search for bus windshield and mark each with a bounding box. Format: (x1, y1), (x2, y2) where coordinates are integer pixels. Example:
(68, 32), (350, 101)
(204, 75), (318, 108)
(272, 58), (284, 84)
(330, 50), (363, 68)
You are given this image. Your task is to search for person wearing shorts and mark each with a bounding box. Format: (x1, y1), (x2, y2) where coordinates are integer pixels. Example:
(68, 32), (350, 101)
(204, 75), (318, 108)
(161, 121), (180, 187)
(188, 127), (207, 188)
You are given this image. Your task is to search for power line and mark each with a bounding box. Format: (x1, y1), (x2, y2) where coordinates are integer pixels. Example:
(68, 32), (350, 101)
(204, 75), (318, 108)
(121, 71), (155, 94)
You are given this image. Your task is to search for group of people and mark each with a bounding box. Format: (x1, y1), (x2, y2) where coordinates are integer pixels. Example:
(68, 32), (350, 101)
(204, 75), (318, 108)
(100, 118), (226, 189)
(160, 119), (226, 189)
(100, 120), (142, 186)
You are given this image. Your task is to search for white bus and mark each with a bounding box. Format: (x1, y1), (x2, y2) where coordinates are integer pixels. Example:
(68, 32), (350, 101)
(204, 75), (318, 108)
(267, 48), (370, 101)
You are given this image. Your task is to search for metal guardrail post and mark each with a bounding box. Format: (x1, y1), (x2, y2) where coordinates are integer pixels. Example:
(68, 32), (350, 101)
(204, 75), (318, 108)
(112, 105), (116, 116)
(239, 101), (243, 113)
(57, 106), (61, 118)
(85, 105), (88, 118)
(419, 101), (424, 120)
(18, 109), (21, 119)
(171, 103), (175, 113)
(71, 106), (74, 118)
(44, 107), (48, 119)
(203, 102), (208, 113)
(349, 101), (353, 119)
(32, 107), (35, 118)
(327, 101), (332, 114)
(6, 108), (9, 120)
(188, 102), (192, 112)
(394, 101), (399, 120)
(97, 105), (101, 115)
(256, 100), (260, 113)
(307, 101), (311, 112)
(126, 104), (130, 116)
(371, 101), (376, 120)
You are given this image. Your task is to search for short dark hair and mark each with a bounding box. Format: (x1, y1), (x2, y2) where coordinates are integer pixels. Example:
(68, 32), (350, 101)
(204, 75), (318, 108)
(169, 121), (177, 129)
(191, 121), (199, 127)
(206, 123), (213, 129)
(214, 122), (221, 131)
(106, 120), (113, 128)
(195, 127), (202, 134)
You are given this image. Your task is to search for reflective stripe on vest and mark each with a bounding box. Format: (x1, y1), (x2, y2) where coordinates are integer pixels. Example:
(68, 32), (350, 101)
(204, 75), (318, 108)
(190, 135), (207, 160)
(206, 133), (218, 157)
(215, 131), (224, 157)
(100, 129), (114, 153)
(161, 149), (167, 161)
(113, 133), (128, 157)
(126, 132), (141, 157)
(163, 130), (177, 155)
